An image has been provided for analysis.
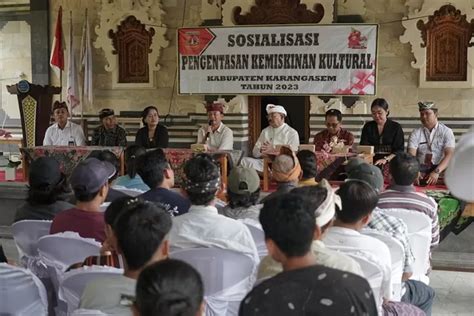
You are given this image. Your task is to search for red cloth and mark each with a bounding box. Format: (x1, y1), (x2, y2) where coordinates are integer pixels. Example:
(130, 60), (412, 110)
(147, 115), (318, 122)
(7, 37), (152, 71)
(50, 208), (106, 243)
(50, 6), (64, 70)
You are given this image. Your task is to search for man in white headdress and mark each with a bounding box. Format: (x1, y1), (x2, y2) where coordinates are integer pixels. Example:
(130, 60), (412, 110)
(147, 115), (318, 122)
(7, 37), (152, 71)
(240, 104), (300, 172)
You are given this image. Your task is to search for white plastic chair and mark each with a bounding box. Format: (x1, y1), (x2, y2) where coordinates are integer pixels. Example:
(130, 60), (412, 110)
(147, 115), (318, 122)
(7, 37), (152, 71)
(171, 248), (254, 316)
(362, 228), (405, 301)
(244, 223), (268, 259)
(111, 185), (144, 197)
(380, 208), (432, 284)
(59, 266), (123, 314)
(12, 220), (52, 277)
(0, 263), (48, 316)
(70, 309), (107, 315)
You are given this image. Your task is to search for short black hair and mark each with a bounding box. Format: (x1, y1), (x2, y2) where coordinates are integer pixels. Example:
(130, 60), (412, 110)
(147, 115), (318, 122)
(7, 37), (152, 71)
(183, 154), (220, 205)
(104, 196), (135, 225)
(336, 181), (378, 224)
(227, 188), (261, 208)
(260, 193), (315, 257)
(88, 150), (119, 181)
(142, 106), (159, 125)
(135, 259), (203, 316)
(124, 145), (147, 179)
(296, 150), (317, 179)
(389, 152), (420, 186)
(74, 189), (101, 203)
(137, 149), (169, 188)
(291, 186), (328, 216)
(325, 109), (342, 122)
(113, 200), (172, 270)
(27, 174), (69, 205)
(371, 98), (389, 112)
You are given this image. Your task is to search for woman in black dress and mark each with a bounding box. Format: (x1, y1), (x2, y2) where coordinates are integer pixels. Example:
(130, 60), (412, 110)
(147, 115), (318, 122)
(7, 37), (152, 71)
(134, 106), (169, 149)
(360, 98), (404, 165)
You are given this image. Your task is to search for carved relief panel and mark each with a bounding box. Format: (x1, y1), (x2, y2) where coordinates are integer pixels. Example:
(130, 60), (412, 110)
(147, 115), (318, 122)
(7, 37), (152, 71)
(109, 16), (155, 83)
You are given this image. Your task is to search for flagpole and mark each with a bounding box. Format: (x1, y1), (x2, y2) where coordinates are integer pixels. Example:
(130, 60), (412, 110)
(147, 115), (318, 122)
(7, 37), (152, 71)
(81, 8), (87, 122)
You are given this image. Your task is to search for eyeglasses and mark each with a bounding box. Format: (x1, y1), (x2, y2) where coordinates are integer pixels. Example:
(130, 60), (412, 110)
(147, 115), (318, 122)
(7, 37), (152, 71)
(326, 123), (340, 128)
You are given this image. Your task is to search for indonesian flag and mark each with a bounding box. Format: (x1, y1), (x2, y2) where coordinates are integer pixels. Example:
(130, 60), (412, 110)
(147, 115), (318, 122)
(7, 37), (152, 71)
(66, 13), (80, 113)
(50, 6), (64, 70)
(80, 11), (93, 108)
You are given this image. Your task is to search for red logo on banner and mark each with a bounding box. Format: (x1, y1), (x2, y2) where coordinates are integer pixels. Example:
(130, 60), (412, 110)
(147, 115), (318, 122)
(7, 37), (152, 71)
(178, 28), (216, 56)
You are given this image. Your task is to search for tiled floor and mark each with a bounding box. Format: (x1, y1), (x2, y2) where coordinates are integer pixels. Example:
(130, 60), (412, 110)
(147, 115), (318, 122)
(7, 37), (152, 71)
(1, 236), (473, 315)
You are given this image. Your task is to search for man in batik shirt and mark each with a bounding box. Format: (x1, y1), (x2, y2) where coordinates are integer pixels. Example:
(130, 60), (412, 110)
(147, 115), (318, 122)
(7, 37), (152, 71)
(91, 108), (127, 147)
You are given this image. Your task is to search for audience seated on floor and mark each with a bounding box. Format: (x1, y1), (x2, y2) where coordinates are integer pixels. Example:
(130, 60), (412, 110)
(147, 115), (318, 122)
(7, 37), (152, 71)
(296, 150), (318, 187)
(137, 148), (191, 216)
(15, 156), (73, 222)
(220, 166), (262, 226)
(378, 152), (440, 250)
(50, 158), (115, 243)
(346, 158), (435, 315)
(113, 145), (149, 192)
(133, 259), (204, 316)
(240, 192), (377, 316)
(260, 146), (302, 203)
(79, 198), (172, 315)
(168, 153), (259, 272)
(88, 150), (128, 203)
(257, 180), (363, 280)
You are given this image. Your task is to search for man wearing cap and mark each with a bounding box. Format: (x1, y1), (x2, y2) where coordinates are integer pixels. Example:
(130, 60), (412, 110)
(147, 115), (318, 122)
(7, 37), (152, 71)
(241, 104), (300, 172)
(50, 158), (116, 243)
(91, 108), (127, 147)
(197, 101), (233, 150)
(43, 101), (86, 146)
(408, 102), (455, 185)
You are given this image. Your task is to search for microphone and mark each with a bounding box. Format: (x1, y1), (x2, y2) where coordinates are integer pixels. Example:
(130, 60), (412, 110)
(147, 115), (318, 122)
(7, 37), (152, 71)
(204, 120), (213, 142)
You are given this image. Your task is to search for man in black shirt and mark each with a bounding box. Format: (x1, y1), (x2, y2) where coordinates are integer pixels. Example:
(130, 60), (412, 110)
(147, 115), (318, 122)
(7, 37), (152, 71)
(239, 193), (377, 316)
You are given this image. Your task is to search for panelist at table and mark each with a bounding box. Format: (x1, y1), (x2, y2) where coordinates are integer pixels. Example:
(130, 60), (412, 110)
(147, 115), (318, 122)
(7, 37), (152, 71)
(197, 101), (233, 150)
(43, 101), (86, 146)
(91, 108), (127, 147)
(408, 101), (455, 185)
(313, 109), (354, 152)
(135, 105), (169, 149)
(241, 104), (299, 172)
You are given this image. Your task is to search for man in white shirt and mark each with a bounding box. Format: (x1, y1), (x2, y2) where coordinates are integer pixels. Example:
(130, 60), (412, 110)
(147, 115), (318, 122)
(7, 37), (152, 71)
(197, 101), (233, 150)
(43, 101), (86, 146)
(408, 101), (455, 185)
(241, 104), (300, 172)
(80, 199), (172, 315)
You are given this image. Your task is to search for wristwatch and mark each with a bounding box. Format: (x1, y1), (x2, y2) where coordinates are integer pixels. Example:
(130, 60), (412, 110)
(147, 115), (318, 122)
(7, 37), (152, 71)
(434, 168), (441, 174)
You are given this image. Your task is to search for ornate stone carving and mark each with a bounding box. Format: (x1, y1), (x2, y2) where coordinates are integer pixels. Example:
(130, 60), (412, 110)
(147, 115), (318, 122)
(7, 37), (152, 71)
(94, 0), (169, 88)
(222, 0), (334, 26)
(400, 0), (474, 88)
(233, 0), (325, 25)
(337, 0), (366, 16)
(416, 4), (474, 81)
(108, 16), (155, 83)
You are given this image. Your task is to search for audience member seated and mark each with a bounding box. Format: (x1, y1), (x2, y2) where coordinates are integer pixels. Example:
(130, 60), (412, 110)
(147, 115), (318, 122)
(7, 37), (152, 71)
(133, 259), (204, 316)
(91, 108), (128, 147)
(220, 166), (262, 225)
(296, 150), (318, 186)
(257, 180), (363, 280)
(88, 150), (128, 202)
(169, 153), (258, 269)
(408, 101), (455, 185)
(360, 98), (405, 166)
(378, 152), (440, 250)
(241, 104), (299, 172)
(240, 192), (377, 316)
(346, 158), (435, 315)
(134, 106), (169, 149)
(197, 101), (234, 150)
(137, 149), (190, 216)
(50, 158), (114, 243)
(43, 101), (86, 146)
(15, 157), (73, 222)
(80, 199), (172, 315)
(260, 146), (301, 203)
(313, 109), (354, 152)
(113, 145), (149, 192)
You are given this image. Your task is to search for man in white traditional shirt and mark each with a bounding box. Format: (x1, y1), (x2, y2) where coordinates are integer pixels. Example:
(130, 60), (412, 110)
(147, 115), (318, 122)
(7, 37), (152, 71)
(241, 104), (300, 172)
(408, 102), (455, 185)
(197, 101), (233, 150)
(43, 101), (86, 146)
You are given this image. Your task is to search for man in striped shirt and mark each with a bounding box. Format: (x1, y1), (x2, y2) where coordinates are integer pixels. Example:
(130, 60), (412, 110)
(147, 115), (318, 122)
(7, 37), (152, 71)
(378, 152), (440, 249)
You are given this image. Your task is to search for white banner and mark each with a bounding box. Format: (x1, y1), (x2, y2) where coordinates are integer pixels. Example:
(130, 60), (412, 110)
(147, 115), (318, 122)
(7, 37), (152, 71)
(178, 24), (378, 95)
